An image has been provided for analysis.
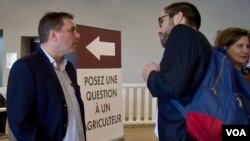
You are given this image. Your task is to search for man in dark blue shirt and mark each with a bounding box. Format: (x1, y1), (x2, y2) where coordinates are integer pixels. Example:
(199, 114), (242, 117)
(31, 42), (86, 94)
(142, 2), (211, 141)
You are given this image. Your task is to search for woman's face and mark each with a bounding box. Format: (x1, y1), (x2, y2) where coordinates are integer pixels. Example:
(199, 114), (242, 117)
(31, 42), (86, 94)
(226, 36), (250, 68)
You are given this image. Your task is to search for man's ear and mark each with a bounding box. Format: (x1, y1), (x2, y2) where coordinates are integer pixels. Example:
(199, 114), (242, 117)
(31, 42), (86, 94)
(173, 12), (184, 25)
(49, 30), (59, 41)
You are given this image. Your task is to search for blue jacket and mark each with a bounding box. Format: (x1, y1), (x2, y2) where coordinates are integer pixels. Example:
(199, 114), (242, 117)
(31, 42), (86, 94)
(7, 48), (86, 141)
(214, 46), (250, 119)
(147, 25), (211, 141)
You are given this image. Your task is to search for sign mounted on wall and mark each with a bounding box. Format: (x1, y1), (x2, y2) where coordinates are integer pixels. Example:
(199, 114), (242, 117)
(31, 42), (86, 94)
(76, 25), (123, 141)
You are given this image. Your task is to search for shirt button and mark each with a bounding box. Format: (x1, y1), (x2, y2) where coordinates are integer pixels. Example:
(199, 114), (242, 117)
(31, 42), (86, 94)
(64, 124), (67, 128)
(64, 104), (67, 107)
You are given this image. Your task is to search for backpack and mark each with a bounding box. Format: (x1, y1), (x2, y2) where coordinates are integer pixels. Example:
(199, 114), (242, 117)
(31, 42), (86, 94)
(171, 49), (250, 141)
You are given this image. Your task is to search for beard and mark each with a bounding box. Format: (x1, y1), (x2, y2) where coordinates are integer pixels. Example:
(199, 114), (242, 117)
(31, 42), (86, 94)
(160, 33), (169, 48)
(159, 20), (175, 48)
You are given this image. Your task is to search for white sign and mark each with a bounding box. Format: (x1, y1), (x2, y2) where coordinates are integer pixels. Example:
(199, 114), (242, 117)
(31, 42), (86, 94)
(77, 68), (123, 141)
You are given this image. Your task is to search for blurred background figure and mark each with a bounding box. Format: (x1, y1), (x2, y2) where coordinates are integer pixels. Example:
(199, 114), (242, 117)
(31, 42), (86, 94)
(214, 27), (250, 85)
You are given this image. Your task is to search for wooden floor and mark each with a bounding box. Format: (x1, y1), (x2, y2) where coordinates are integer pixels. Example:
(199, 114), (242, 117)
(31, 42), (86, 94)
(0, 125), (158, 141)
(122, 125), (158, 141)
(0, 134), (8, 141)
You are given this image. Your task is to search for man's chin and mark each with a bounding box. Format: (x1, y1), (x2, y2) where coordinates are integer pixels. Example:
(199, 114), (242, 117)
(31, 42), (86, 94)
(160, 40), (166, 48)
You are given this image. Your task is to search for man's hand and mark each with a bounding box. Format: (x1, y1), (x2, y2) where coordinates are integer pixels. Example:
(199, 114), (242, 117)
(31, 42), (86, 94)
(142, 62), (160, 82)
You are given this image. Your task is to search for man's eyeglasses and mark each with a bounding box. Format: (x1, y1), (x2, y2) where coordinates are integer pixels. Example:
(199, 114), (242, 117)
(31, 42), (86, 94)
(158, 14), (169, 27)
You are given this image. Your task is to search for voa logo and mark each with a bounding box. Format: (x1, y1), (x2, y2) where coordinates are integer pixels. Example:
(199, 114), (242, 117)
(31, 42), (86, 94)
(226, 129), (246, 136)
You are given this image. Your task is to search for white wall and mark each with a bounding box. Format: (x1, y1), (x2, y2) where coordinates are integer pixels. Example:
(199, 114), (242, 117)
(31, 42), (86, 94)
(0, 0), (250, 85)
